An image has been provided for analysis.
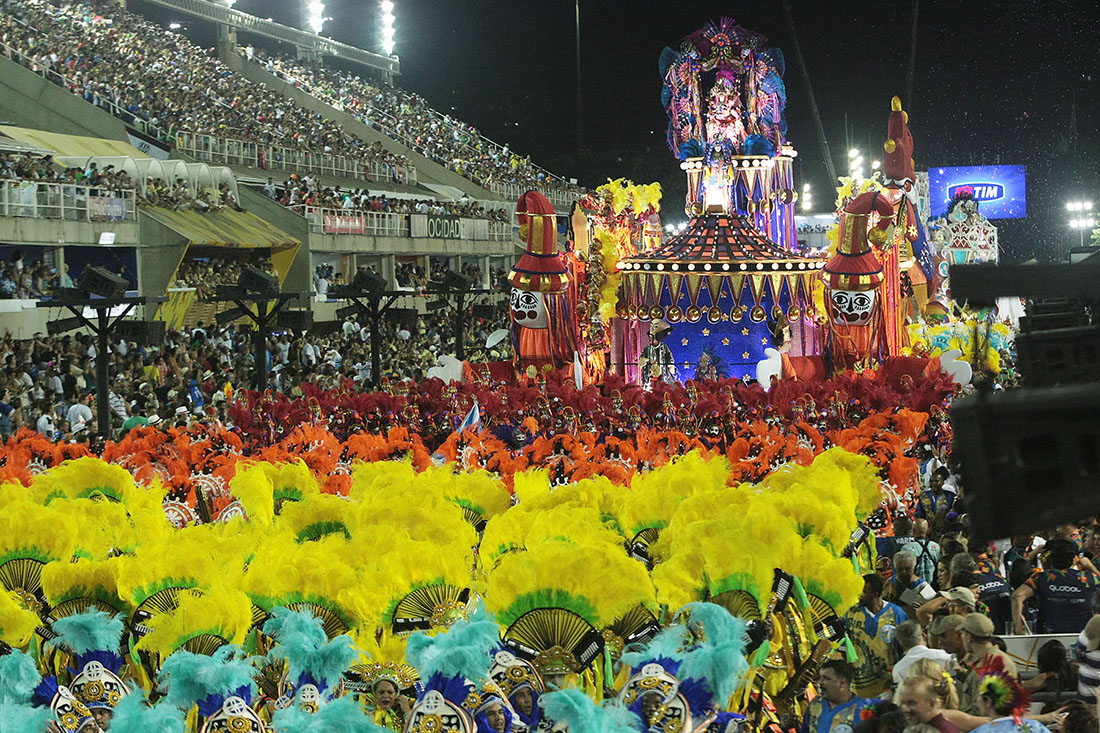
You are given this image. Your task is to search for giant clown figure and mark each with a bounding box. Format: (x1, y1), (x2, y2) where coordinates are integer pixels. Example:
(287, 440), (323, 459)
(509, 191), (579, 376)
(822, 191), (894, 371)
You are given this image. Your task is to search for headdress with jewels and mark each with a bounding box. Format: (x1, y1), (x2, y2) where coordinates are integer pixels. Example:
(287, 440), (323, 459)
(262, 607), (358, 716)
(619, 603), (750, 731)
(32, 677), (96, 733)
(158, 646), (266, 733)
(403, 604), (501, 733)
(45, 609), (129, 713)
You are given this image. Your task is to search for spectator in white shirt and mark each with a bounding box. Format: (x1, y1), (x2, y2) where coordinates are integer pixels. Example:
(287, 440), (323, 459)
(892, 620), (953, 685)
(67, 393), (93, 429)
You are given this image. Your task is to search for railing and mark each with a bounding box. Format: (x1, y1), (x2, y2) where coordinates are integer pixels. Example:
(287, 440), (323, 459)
(0, 180), (137, 222)
(488, 181), (577, 212)
(299, 207), (410, 237)
(296, 206), (513, 242)
(175, 132), (416, 185)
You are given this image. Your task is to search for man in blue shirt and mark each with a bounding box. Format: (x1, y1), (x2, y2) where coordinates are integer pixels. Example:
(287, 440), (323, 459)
(801, 660), (870, 733)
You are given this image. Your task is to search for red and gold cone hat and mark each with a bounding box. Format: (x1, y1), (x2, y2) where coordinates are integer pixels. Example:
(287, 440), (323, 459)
(509, 191), (569, 293)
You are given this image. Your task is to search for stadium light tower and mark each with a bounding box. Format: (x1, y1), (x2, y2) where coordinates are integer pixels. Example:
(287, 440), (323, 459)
(306, 1), (326, 34)
(380, 0), (396, 56)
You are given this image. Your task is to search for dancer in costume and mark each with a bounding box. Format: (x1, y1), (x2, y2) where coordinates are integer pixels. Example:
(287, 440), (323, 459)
(640, 320), (676, 386)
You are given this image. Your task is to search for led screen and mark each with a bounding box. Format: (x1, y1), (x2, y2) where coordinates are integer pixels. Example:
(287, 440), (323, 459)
(928, 164), (1026, 219)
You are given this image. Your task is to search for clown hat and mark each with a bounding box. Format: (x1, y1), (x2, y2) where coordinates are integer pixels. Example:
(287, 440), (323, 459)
(823, 191), (892, 292)
(509, 191), (569, 293)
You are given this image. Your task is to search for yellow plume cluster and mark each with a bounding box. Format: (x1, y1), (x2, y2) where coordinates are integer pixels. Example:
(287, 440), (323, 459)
(0, 446), (883, 694)
(31, 456), (137, 504)
(0, 589), (40, 647)
(133, 587), (252, 658)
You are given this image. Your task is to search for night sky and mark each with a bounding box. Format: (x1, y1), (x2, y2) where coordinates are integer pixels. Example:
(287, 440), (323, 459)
(138, 0), (1099, 263)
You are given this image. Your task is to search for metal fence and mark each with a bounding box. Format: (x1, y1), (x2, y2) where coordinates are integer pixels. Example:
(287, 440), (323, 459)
(0, 180), (137, 222)
(297, 207), (513, 242)
(175, 133), (416, 185)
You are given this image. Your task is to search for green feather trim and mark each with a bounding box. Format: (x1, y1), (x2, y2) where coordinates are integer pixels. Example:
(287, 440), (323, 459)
(249, 593), (353, 631)
(380, 577), (448, 625)
(0, 548), (52, 565)
(131, 579), (197, 606)
(804, 580), (842, 611)
(708, 572), (763, 608)
(750, 641), (771, 668)
(447, 497), (486, 517)
(273, 487), (304, 502)
(628, 519), (667, 536)
(496, 590), (599, 628)
(843, 636), (857, 663)
(77, 486), (122, 502)
(295, 522), (350, 543)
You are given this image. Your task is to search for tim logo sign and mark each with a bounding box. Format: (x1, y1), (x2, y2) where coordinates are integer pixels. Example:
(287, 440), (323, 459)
(948, 183), (1004, 203)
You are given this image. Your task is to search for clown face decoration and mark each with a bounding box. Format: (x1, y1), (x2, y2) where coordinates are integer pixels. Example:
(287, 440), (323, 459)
(510, 289), (547, 329)
(830, 289), (877, 326)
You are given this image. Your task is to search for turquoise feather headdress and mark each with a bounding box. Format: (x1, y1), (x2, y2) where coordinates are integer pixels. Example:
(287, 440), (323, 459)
(107, 691), (186, 733)
(405, 603), (499, 685)
(263, 607), (357, 694)
(540, 689), (642, 733)
(0, 650), (39, 706)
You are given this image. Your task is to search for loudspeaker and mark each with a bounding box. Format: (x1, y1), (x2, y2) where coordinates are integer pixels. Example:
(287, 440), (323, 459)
(47, 316), (83, 336)
(350, 267), (387, 297)
(79, 266), (128, 299)
(238, 266), (278, 295)
(276, 309), (313, 332)
(442, 270), (473, 292)
(386, 308), (418, 329)
(116, 319), (166, 346)
(472, 304), (497, 319)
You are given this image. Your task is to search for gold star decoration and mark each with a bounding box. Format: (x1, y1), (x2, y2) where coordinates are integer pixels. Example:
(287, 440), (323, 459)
(721, 314), (729, 321)
(742, 351), (751, 359)
(681, 338), (689, 346)
(761, 337), (769, 345)
(702, 328), (710, 336)
(722, 337), (730, 346)
(682, 362), (690, 369)
(741, 328), (750, 336)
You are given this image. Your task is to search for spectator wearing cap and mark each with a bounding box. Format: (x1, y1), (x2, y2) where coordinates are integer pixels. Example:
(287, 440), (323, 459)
(917, 587), (976, 626)
(960, 613), (1017, 679)
(1012, 539), (1100, 634)
(929, 614), (966, 657)
(893, 620), (954, 685)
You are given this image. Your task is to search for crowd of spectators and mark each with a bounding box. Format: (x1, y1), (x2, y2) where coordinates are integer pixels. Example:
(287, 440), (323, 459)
(829, 446), (1100, 729)
(0, 304), (511, 438)
(263, 174), (510, 222)
(171, 258), (277, 295)
(0, 250), (60, 299)
(1, 153), (135, 195)
(0, 0), (410, 182)
(252, 48), (584, 199)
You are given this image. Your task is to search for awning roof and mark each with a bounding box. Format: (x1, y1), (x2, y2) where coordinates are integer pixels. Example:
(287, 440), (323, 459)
(143, 206), (299, 249)
(0, 125), (148, 158)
